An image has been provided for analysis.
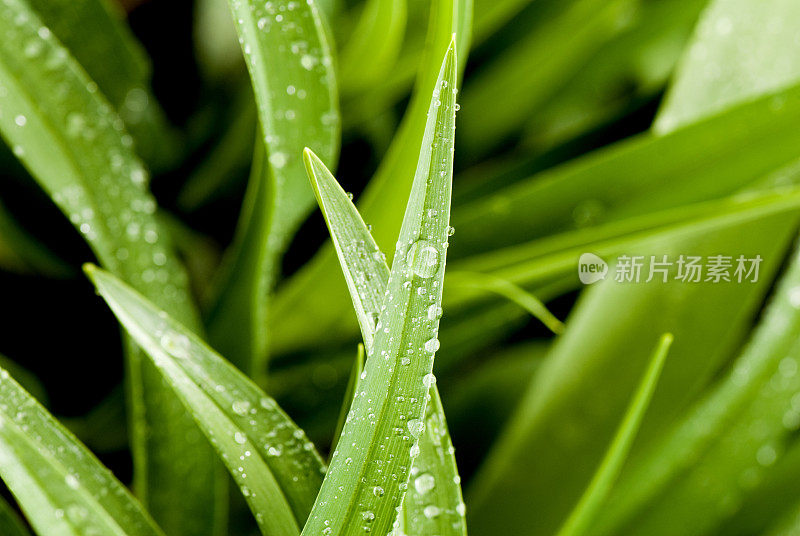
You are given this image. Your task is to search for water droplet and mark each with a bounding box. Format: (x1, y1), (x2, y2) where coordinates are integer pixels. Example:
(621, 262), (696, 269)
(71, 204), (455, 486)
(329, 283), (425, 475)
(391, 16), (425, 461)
(361, 510), (375, 522)
(757, 444), (778, 466)
(232, 400), (251, 416)
(372, 486), (384, 497)
(423, 373), (437, 388)
(414, 473), (435, 495)
(160, 332), (190, 359)
(427, 305), (443, 320)
(423, 505), (440, 519)
(407, 419), (425, 438)
(234, 432), (247, 444)
(406, 240), (440, 278)
(269, 152), (288, 169)
(424, 338), (440, 353)
(300, 54), (317, 70)
(14, 115), (26, 127)
(65, 474), (79, 489)
(789, 286), (800, 308)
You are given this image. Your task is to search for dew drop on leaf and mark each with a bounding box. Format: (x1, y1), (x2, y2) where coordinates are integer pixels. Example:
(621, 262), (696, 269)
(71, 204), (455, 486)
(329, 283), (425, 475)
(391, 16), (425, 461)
(160, 331), (190, 359)
(406, 240), (440, 278)
(414, 473), (435, 495)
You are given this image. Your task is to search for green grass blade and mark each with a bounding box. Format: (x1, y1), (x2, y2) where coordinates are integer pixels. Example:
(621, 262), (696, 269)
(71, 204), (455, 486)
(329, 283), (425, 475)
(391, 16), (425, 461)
(401, 390), (467, 536)
(466, 213), (797, 536)
(655, 0), (800, 132)
(0, 3), (224, 533)
(304, 140), (467, 535)
(209, 0), (340, 376)
(0, 368), (165, 536)
(339, 0), (407, 94)
(271, 0), (471, 357)
(446, 271), (564, 334)
(0, 495), (30, 536)
(86, 265), (327, 535)
(590, 242), (800, 535)
(0, 354), (47, 407)
(556, 333), (673, 536)
(303, 148), (390, 349)
(458, 0), (634, 157)
(452, 80), (800, 258)
(25, 0), (178, 169)
(302, 39), (458, 536)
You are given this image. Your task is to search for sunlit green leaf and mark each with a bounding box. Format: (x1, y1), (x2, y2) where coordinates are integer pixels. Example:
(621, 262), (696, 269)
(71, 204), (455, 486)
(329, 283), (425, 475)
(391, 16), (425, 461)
(270, 0), (471, 357)
(0, 367), (164, 536)
(0, 2), (223, 533)
(208, 0), (340, 377)
(339, 0), (406, 94)
(556, 333), (672, 536)
(302, 39), (458, 536)
(86, 265), (327, 536)
(26, 0), (178, 169)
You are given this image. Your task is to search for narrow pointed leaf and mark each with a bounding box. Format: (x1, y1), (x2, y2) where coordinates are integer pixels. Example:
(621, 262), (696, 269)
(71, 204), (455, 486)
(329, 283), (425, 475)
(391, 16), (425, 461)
(209, 0), (340, 374)
(655, 0), (800, 132)
(556, 333), (673, 536)
(446, 271), (564, 334)
(0, 368), (164, 536)
(304, 145), (467, 534)
(339, 0), (407, 94)
(270, 0), (471, 356)
(302, 39), (458, 536)
(401, 390), (467, 536)
(24, 0), (178, 169)
(85, 265), (326, 535)
(0, 3), (223, 534)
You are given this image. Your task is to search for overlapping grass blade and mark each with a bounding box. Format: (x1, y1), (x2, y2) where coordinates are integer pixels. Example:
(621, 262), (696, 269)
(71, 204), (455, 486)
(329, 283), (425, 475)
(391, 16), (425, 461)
(0, 353), (47, 406)
(453, 80), (800, 257)
(458, 0), (634, 157)
(516, 0), (705, 151)
(556, 333), (672, 536)
(446, 271), (564, 334)
(400, 390), (467, 536)
(0, 3), (223, 533)
(590, 238), (800, 535)
(271, 0), (471, 356)
(0, 367), (164, 536)
(573, 5), (800, 533)
(302, 40), (458, 536)
(467, 211), (798, 536)
(86, 265), (327, 535)
(304, 141), (466, 535)
(208, 0), (340, 377)
(339, 0), (406, 94)
(25, 0), (177, 169)
(467, 4), (800, 525)
(655, 0), (800, 132)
